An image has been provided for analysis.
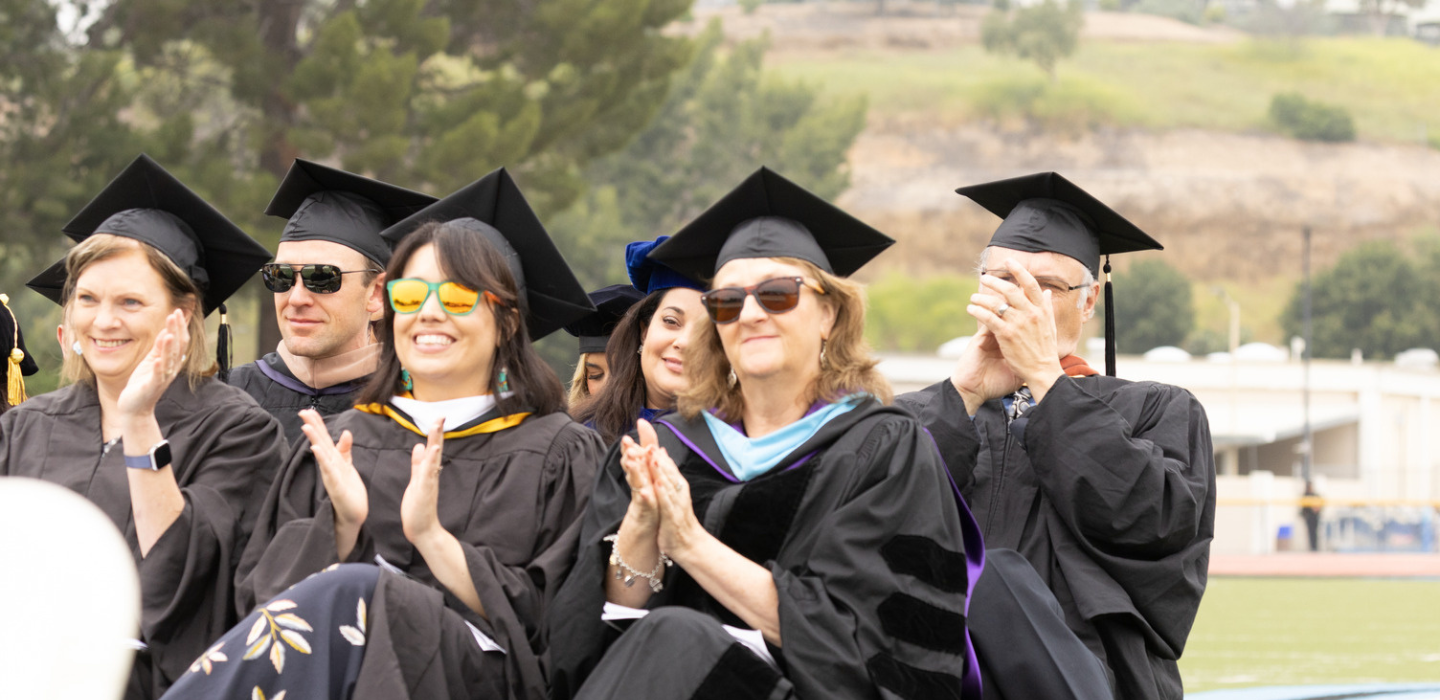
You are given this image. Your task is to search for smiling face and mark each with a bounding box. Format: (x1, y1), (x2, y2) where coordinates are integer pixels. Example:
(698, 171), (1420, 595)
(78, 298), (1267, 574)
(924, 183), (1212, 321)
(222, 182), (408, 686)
(391, 242), (499, 401)
(982, 246), (1098, 359)
(273, 239), (384, 359)
(639, 287), (703, 410)
(709, 258), (835, 387)
(68, 245), (190, 386)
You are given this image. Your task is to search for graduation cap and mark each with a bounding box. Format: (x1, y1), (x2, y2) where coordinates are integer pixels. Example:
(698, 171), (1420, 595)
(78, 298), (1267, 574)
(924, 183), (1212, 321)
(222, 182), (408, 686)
(956, 171), (1164, 376)
(0, 293), (38, 408)
(563, 285), (646, 355)
(27, 154), (271, 316)
(647, 167), (894, 280)
(265, 159), (437, 266)
(625, 236), (703, 295)
(379, 168), (595, 340)
(25, 154), (272, 379)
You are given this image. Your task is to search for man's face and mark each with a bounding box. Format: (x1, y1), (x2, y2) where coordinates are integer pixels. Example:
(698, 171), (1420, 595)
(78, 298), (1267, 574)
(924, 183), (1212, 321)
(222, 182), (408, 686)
(981, 246), (1098, 359)
(273, 240), (385, 359)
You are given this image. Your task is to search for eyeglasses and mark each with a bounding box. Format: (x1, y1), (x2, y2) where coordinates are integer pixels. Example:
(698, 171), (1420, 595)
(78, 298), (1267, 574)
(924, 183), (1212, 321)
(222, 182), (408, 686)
(262, 263), (379, 295)
(980, 269), (1086, 295)
(386, 278), (483, 316)
(700, 276), (826, 325)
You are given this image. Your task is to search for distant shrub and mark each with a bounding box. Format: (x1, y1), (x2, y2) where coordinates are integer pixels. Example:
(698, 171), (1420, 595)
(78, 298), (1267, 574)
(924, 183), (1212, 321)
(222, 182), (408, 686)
(1134, 0), (1204, 25)
(866, 274), (978, 353)
(969, 76), (1143, 134)
(1269, 92), (1356, 142)
(739, 0), (763, 14)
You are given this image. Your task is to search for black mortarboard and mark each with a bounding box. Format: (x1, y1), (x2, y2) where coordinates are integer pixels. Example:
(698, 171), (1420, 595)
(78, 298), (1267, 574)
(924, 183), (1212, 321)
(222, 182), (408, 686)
(564, 285), (646, 355)
(956, 171), (1161, 276)
(265, 159), (437, 266)
(956, 171), (1164, 377)
(26, 154), (270, 380)
(379, 168), (595, 340)
(26, 154), (271, 316)
(648, 167), (894, 280)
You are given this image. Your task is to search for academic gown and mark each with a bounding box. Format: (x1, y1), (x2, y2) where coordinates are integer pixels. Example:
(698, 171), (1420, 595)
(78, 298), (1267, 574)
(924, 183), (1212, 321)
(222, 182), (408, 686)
(895, 375), (1216, 700)
(0, 378), (286, 699)
(228, 353), (369, 443)
(233, 403), (603, 700)
(548, 398), (984, 700)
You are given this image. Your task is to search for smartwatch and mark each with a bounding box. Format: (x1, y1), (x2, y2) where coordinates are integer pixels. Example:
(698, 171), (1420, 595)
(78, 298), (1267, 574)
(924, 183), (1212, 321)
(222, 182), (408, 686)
(124, 440), (172, 471)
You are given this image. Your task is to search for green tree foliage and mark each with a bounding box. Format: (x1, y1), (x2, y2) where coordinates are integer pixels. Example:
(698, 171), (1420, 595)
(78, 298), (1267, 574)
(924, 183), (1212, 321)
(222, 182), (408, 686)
(1105, 259), (1195, 353)
(865, 274), (978, 353)
(86, 0), (694, 218)
(1282, 239), (1440, 360)
(1269, 92), (1356, 142)
(981, 0), (1084, 82)
(547, 22), (868, 290)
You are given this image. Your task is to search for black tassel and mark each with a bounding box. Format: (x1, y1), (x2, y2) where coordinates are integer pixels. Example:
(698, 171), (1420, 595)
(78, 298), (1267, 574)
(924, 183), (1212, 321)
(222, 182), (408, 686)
(217, 303), (232, 383)
(1103, 256), (1115, 377)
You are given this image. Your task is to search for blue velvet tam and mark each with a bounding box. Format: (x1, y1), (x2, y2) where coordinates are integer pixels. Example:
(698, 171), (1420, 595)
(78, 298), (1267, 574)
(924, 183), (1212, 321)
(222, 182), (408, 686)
(625, 236), (705, 294)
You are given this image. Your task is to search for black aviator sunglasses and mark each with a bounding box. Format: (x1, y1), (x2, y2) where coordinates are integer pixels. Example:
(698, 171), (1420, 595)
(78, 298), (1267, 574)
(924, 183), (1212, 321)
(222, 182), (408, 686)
(261, 263), (380, 295)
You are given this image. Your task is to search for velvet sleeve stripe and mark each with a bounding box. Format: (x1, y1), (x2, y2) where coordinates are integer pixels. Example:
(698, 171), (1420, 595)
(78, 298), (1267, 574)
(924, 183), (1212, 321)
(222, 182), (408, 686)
(690, 643), (785, 700)
(880, 534), (969, 593)
(866, 651), (965, 700)
(877, 592), (970, 654)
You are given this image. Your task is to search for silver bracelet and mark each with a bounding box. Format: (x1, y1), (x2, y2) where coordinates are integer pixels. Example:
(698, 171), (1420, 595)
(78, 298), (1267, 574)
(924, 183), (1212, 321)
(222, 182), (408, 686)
(602, 533), (673, 593)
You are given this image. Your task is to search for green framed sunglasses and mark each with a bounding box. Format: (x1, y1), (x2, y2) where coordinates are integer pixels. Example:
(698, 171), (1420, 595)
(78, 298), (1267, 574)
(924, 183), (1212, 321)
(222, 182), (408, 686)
(386, 278), (483, 316)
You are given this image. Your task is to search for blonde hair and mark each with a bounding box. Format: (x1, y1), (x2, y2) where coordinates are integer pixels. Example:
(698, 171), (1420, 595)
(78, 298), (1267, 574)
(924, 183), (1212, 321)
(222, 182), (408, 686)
(677, 257), (891, 420)
(567, 353), (594, 408)
(61, 234), (211, 388)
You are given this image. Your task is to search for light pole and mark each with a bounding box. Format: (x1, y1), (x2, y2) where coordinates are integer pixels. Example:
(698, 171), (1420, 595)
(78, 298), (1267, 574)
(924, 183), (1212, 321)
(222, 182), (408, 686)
(1301, 226), (1313, 485)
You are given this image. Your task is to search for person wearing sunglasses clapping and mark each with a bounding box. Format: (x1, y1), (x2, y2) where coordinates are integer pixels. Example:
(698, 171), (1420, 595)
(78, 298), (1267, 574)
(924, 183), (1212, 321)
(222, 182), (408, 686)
(165, 169), (603, 700)
(549, 168), (985, 700)
(568, 237), (705, 445)
(226, 159), (436, 443)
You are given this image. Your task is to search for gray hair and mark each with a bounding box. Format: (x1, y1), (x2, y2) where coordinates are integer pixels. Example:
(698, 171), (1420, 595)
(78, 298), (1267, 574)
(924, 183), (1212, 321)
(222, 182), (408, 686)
(976, 247), (1095, 310)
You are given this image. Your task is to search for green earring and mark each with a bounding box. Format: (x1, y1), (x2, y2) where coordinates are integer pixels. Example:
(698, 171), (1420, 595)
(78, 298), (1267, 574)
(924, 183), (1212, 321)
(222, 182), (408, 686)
(497, 367), (510, 394)
(400, 368), (413, 392)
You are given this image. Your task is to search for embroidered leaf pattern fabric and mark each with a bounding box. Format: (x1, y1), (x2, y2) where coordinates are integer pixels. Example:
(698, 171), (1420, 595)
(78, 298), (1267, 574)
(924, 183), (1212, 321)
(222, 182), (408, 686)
(338, 597), (367, 646)
(242, 599), (313, 674)
(187, 642), (229, 676)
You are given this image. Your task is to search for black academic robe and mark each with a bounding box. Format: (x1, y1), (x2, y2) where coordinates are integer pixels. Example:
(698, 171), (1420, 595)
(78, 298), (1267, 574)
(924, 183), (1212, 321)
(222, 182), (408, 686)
(896, 376), (1216, 700)
(0, 378), (286, 699)
(228, 353), (369, 443)
(235, 404), (604, 700)
(548, 398), (983, 700)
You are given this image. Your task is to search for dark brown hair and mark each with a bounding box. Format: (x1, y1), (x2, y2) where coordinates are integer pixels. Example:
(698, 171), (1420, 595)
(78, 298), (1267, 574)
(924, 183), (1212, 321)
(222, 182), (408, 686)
(355, 220), (566, 416)
(570, 289), (665, 443)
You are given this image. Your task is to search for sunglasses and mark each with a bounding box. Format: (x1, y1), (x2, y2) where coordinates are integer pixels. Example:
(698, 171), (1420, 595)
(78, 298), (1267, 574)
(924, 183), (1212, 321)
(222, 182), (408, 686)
(386, 278), (483, 316)
(700, 276), (826, 325)
(262, 263), (379, 295)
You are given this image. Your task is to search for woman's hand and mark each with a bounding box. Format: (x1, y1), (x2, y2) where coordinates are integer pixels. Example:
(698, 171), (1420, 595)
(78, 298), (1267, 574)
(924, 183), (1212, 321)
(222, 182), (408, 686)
(647, 438), (706, 561)
(400, 419), (446, 548)
(618, 420), (663, 538)
(299, 408), (368, 560)
(116, 309), (188, 420)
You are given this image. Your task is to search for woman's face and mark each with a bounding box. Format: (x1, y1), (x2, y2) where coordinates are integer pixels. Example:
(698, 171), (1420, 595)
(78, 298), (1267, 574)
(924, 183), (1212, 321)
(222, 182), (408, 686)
(583, 352), (610, 396)
(640, 287), (704, 410)
(709, 258), (834, 386)
(392, 242), (500, 401)
(68, 245), (188, 386)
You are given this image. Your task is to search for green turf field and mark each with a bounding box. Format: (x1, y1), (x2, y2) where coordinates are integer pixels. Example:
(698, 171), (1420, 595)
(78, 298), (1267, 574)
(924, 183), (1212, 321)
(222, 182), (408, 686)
(1181, 578), (1440, 692)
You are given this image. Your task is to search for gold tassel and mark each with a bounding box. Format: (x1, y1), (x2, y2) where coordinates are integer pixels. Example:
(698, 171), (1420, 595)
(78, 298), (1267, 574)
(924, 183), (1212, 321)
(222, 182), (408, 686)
(1, 294), (27, 407)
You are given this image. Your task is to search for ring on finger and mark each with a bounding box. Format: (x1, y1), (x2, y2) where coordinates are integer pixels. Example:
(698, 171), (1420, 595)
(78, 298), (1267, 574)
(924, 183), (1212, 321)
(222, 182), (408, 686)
(996, 302), (1010, 319)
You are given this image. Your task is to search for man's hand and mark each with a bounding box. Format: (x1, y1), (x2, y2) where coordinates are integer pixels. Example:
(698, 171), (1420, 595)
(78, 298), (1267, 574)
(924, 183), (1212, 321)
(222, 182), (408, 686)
(950, 324), (1022, 415)
(968, 263), (1066, 402)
